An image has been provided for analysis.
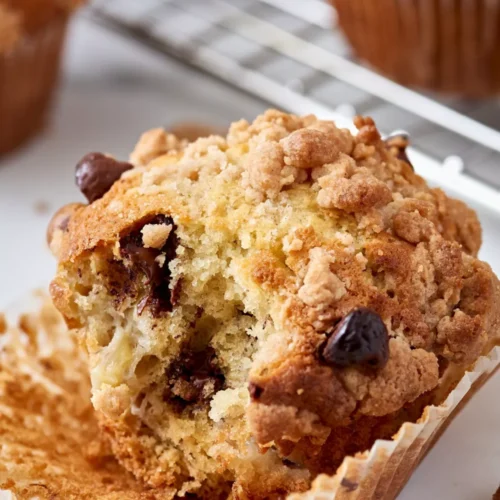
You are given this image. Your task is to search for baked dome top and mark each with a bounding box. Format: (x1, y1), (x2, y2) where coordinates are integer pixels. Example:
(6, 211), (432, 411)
(49, 110), (500, 498)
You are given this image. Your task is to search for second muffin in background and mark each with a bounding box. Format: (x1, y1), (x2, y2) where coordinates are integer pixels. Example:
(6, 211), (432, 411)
(331, 0), (500, 97)
(0, 0), (82, 156)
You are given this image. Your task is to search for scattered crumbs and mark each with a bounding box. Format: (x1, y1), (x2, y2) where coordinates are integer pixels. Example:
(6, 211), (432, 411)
(296, 388), (304, 395)
(0, 313), (6, 334)
(18, 313), (37, 339)
(34, 200), (50, 214)
(377, 249), (384, 256)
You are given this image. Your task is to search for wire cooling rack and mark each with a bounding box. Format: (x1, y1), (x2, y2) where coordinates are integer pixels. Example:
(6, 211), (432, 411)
(87, 0), (500, 196)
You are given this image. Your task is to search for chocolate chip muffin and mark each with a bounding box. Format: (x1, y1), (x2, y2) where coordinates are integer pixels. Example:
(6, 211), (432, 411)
(48, 111), (500, 499)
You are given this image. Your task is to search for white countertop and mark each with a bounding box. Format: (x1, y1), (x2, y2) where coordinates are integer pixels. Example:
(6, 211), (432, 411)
(0, 13), (498, 500)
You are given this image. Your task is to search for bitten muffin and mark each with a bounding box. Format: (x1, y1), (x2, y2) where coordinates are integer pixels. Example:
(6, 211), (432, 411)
(0, 0), (81, 155)
(49, 111), (500, 499)
(331, 0), (500, 97)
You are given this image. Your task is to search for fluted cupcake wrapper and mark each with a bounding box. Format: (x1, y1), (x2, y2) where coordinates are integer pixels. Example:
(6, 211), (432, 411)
(0, 294), (498, 499)
(0, 293), (149, 499)
(289, 345), (500, 500)
(0, 18), (67, 156)
(332, 0), (500, 97)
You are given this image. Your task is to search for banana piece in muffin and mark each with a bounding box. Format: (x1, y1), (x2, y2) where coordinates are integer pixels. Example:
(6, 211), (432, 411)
(49, 111), (500, 499)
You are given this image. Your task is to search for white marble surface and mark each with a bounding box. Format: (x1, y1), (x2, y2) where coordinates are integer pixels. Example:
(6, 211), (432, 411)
(0, 13), (498, 500)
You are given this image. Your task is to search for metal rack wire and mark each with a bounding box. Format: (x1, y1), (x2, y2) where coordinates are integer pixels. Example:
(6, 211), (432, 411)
(88, 0), (500, 192)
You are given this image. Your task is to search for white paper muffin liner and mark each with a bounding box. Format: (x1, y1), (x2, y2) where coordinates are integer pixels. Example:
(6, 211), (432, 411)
(0, 293), (498, 499)
(289, 345), (500, 500)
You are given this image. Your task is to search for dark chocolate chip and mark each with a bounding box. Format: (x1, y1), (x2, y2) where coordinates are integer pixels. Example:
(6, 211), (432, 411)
(322, 307), (389, 369)
(281, 458), (301, 469)
(340, 478), (358, 492)
(165, 345), (225, 410)
(384, 131), (414, 171)
(75, 152), (133, 203)
(248, 382), (263, 400)
(170, 278), (183, 308)
(120, 214), (178, 317)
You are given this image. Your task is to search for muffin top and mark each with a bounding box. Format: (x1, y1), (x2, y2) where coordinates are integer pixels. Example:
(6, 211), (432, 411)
(0, 0), (81, 52)
(49, 110), (500, 466)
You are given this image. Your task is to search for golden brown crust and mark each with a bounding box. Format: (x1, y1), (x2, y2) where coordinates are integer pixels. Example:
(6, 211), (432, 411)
(54, 170), (187, 265)
(48, 110), (500, 498)
(46, 202), (85, 257)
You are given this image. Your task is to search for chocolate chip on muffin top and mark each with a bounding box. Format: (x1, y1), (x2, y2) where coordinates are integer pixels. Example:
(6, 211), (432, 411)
(75, 152), (133, 203)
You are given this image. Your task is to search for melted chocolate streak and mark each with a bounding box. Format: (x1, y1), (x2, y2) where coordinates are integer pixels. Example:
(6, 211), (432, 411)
(165, 346), (226, 412)
(119, 214), (179, 316)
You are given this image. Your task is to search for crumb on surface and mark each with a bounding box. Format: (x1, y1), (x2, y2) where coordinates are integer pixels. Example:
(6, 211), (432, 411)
(34, 200), (51, 214)
(0, 313), (7, 334)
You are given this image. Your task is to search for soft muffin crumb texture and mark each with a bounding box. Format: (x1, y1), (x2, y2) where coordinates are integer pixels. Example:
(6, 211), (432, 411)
(50, 110), (500, 499)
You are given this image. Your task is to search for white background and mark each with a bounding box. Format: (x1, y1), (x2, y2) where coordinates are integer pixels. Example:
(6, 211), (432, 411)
(0, 14), (498, 499)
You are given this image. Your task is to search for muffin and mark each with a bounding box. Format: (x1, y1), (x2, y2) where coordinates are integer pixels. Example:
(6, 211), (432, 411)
(0, 0), (81, 155)
(48, 111), (500, 499)
(331, 0), (500, 97)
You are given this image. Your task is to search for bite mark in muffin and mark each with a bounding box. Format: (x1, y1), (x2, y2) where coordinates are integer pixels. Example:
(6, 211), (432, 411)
(49, 110), (500, 498)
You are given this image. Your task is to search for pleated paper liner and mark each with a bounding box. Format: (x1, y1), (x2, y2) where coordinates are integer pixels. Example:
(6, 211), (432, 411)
(0, 293), (160, 500)
(0, 17), (67, 156)
(0, 294), (498, 499)
(290, 346), (500, 500)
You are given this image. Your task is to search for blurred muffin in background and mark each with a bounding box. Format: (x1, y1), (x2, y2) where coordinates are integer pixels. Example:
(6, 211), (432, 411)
(331, 0), (500, 97)
(0, 0), (82, 156)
